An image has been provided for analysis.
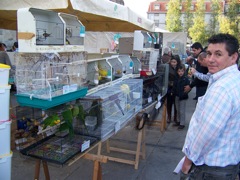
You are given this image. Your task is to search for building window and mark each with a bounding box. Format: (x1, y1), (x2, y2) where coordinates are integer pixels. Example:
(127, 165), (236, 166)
(154, 4), (160, 10)
(154, 20), (159, 27)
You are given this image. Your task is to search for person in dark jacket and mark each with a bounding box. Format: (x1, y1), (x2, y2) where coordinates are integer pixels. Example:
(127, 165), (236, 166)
(184, 42), (208, 100)
(166, 55), (181, 123)
(173, 64), (190, 130)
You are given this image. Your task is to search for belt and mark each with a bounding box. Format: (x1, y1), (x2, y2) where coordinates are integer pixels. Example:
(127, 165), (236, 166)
(194, 163), (239, 171)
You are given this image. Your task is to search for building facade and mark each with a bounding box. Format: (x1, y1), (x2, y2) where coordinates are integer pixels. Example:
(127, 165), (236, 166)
(147, 0), (239, 30)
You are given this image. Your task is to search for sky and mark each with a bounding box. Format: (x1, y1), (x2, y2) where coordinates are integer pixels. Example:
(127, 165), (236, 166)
(124, 0), (153, 18)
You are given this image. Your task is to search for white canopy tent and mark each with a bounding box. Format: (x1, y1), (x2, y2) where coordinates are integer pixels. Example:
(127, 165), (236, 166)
(0, 0), (155, 32)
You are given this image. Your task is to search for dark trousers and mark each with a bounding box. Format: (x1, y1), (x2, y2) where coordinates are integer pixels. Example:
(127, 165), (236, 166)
(166, 93), (177, 122)
(180, 163), (239, 180)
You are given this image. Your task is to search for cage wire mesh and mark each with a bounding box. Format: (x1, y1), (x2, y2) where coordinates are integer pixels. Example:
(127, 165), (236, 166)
(15, 52), (87, 100)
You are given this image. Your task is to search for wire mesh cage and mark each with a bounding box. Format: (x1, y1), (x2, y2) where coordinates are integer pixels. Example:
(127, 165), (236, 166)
(75, 78), (143, 141)
(133, 50), (159, 76)
(15, 52), (88, 108)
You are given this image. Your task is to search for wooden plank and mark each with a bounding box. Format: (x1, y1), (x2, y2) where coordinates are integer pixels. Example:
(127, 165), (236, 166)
(106, 156), (135, 165)
(83, 154), (107, 163)
(109, 147), (138, 155)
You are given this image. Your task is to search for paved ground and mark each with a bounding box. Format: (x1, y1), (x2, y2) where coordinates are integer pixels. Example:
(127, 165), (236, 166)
(10, 89), (196, 180)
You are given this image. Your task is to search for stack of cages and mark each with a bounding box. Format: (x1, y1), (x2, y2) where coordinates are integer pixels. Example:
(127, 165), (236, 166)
(15, 8), (97, 164)
(15, 52), (88, 109)
(133, 31), (159, 77)
(74, 79), (143, 141)
(0, 64), (12, 180)
(86, 58), (112, 91)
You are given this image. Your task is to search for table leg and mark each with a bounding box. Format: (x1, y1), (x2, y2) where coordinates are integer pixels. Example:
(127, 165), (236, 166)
(34, 159), (41, 180)
(42, 160), (50, 180)
(93, 160), (102, 180)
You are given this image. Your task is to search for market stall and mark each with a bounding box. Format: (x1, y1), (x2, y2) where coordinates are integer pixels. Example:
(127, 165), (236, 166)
(0, 4), (170, 179)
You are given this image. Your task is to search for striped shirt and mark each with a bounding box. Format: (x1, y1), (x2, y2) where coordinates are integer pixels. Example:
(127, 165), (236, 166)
(183, 64), (240, 167)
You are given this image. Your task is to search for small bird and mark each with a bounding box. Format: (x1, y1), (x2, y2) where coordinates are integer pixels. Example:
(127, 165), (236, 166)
(43, 31), (51, 38)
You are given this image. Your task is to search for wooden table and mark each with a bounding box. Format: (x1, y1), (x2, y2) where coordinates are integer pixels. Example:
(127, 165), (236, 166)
(33, 100), (167, 179)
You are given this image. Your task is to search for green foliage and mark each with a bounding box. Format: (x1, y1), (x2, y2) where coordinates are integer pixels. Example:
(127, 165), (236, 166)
(189, 0), (208, 45)
(183, 0), (193, 36)
(208, 0), (221, 36)
(221, 0), (240, 41)
(218, 15), (235, 35)
(166, 0), (182, 32)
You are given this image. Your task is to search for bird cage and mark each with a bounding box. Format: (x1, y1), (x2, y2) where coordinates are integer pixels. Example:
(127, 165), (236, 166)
(113, 55), (134, 75)
(130, 56), (141, 74)
(86, 58), (112, 90)
(75, 78), (143, 141)
(106, 56), (123, 80)
(15, 52), (88, 109)
(133, 50), (159, 76)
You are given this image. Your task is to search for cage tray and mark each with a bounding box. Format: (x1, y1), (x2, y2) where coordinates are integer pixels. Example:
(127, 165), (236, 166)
(16, 87), (88, 110)
(20, 134), (99, 164)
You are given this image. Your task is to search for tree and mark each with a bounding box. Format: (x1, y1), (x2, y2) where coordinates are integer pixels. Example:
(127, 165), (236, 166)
(218, 0), (240, 41)
(189, 0), (208, 45)
(166, 0), (182, 32)
(218, 15), (234, 34)
(183, 0), (193, 36)
(225, 0), (239, 41)
(208, 0), (221, 36)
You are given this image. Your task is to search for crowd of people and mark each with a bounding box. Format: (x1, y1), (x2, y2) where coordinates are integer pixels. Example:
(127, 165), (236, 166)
(162, 33), (240, 179)
(0, 41), (18, 68)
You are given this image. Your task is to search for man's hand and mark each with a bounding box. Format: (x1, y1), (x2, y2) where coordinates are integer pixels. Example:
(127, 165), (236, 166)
(190, 68), (196, 74)
(181, 156), (192, 174)
(184, 85), (191, 93)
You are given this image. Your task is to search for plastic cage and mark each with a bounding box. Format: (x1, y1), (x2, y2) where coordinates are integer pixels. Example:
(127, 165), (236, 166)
(86, 58), (112, 89)
(113, 55), (134, 75)
(15, 52), (88, 109)
(75, 78), (143, 141)
(130, 56), (141, 74)
(106, 56), (123, 80)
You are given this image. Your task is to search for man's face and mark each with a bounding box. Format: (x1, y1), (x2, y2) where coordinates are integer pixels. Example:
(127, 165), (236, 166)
(197, 57), (207, 67)
(206, 43), (237, 74)
(192, 48), (201, 58)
